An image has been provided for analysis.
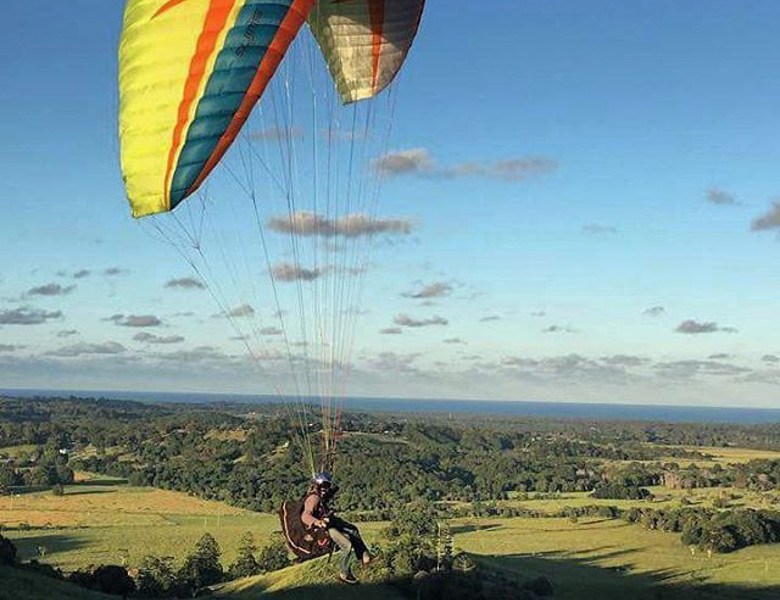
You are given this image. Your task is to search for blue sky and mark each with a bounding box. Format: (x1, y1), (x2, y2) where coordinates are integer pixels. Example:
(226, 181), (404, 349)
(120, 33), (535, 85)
(2, 1), (780, 406)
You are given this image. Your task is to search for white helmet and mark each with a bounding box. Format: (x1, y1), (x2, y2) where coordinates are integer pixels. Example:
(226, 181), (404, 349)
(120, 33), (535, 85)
(313, 471), (333, 487)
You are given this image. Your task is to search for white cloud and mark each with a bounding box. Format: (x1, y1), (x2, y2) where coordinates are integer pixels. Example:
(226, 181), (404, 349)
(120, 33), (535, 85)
(268, 212), (412, 238)
(402, 282), (453, 299)
(47, 342), (126, 357)
(374, 148), (557, 181)
(676, 320), (737, 335)
(165, 277), (205, 290)
(752, 201), (780, 231)
(0, 307), (62, 325)
(394, 314), (448, 328)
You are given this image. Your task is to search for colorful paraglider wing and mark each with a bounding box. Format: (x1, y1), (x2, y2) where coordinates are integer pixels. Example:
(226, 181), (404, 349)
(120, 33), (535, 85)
(307, 0), (425, 104)
(118, 0), (314, 217)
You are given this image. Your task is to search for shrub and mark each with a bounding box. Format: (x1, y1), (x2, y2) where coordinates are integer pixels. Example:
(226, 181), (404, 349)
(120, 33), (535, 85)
(68, 565), (136, 596)
(523, 575), (554, 597)
(178, 533), (223, 590)
(0, 534), (17, 565)
(228, 532), (260, 579)
(256, 536), (290, 573)
(137, 555), (177, 597)
(92, 565), (136, 596)
(591, 482), (651, 500)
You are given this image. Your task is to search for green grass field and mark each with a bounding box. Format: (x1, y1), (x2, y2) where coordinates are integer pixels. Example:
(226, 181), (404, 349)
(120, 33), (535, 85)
(502, 485), (780, 514)
(3, 464), (780, 598)
(674, 445), (780, 464)
(0, 475), (386, 571)
(0, 444), (38, 458)
(452, 515), (780, 599)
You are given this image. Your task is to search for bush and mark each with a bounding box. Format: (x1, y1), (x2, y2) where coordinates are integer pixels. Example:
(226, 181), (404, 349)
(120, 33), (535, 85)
(69, 565), (136, 596)
(523, 575), (554, 597)
(591, 482), (651, 500)
(178, 533), (223, 591)
(386, 498), (438, 538)
(23, 559), (62, 580)
(256, 536), (290, 573)
(228, 532), (260, 579)
(92, 565), (136, 596)
(0, 464), (21, 490)
(384, 534), (436, 577)
(0, 534), (17, 565)
(701, 524), (739, 553)
(137, 555), (177, 597)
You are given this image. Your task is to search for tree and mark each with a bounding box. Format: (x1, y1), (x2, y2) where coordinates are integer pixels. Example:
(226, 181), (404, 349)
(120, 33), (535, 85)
(91, 565), (136, 596)
(54, 462), (75, 485)
(387, 498), (438, 538)
(178, 533), (223, 591)
(0, 534), (17, 565)
(702, 524), (739, 553)
(228, 532), (260, 580)
(137, 555), (177, 597)
(0, 465), (20, 492)
(256, 536), (290, 573)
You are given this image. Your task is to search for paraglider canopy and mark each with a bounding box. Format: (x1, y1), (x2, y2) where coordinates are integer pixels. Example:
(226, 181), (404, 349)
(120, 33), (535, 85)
(117, 0), (426, 476)
(119, 0), (424, 217)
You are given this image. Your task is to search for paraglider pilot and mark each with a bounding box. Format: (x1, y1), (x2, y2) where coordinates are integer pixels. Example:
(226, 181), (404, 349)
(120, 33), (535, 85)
(301, 471), (370, 584)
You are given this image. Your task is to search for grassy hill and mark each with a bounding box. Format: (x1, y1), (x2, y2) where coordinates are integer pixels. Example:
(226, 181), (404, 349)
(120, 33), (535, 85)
(0, 559), (405, 600)
(214, 558), (406, 600)
(0, 565), (113, 600)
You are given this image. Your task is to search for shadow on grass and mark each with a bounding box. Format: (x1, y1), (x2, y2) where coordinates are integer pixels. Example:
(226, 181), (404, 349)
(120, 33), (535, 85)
(7, 485), (51, 496)
(477, 552), (780, 600)
(62, 489), (114, 497)
(72, 478), (128, 487)
(213, 547), (780, 600)
(216, 565), (780, 600)
(8, 533), (89, 561)
(450, 523), (503, 535)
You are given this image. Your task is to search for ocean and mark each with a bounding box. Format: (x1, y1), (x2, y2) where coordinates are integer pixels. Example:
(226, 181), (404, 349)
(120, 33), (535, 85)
(3, 387), (780, 425)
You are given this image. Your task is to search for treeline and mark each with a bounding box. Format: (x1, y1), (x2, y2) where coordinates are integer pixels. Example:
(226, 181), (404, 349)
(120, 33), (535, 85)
(132, 532), (289, 597)
(0, 396), (705, 512)
(623, 505), (780, 553)
(2, 395), (780, 517)
(0, 438), (73, 494)
(440, 500), (780, 555)
(0, 530), (289, 598)
(660, 459), (780, 492)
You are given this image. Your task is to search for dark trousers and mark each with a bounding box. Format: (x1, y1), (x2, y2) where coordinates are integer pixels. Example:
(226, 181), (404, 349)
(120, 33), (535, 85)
(327, 516), (368, 576)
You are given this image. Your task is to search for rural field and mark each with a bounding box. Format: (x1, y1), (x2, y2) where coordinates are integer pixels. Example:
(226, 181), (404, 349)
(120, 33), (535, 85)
(3, 466), (780, 599)
(455, 516), (780, 600)
(0, 473), (387, 571)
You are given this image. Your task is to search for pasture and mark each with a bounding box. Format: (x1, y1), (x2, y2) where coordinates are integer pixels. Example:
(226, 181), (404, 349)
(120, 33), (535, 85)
(3, 464), (780, 599)
(1, 476), (276, 570)
(453, 515), (780, 600)
(0, 475), (386, 571)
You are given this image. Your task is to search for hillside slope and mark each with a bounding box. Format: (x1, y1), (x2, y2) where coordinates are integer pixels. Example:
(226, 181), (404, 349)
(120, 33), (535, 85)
(214, 558), (406, 600)
(0, 565), (114, 600)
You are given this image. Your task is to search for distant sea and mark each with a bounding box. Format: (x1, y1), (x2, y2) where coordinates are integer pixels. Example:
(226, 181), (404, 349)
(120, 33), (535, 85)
(3, 387), (780, 425)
